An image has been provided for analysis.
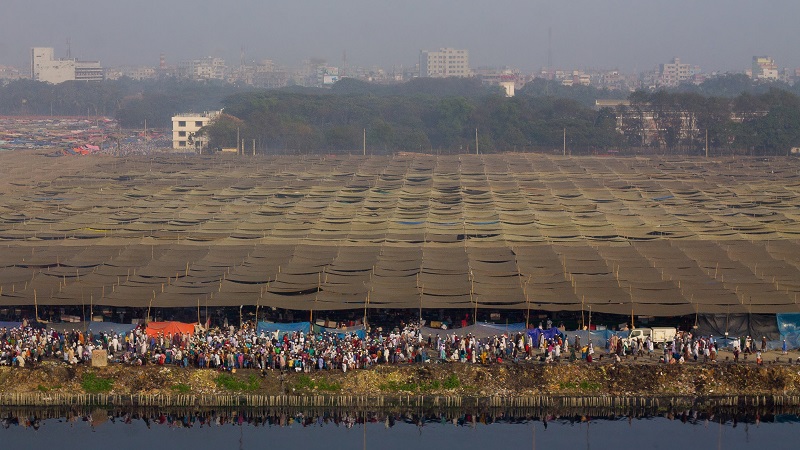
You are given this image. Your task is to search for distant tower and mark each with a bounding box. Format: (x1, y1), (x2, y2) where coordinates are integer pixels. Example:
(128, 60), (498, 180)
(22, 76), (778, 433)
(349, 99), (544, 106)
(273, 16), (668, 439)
(159, 53), (166, 70)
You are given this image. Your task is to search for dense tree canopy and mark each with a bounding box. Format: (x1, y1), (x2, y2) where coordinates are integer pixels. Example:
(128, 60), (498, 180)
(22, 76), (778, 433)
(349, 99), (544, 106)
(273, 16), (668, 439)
(2, 77), (800, 155)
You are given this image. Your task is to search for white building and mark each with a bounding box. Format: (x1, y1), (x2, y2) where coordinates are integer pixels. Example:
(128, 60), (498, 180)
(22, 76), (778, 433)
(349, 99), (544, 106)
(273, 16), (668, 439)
(31, 47), (103, 84)
(171, 111), (220, 151)
(419, 48), (471, 78)
(752, 56), (778, 81)
(187, 57), (226, 80)
(658, 58), (697, 87)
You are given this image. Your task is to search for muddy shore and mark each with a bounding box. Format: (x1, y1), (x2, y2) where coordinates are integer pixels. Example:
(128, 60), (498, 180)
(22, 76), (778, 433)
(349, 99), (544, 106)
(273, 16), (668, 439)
(2, 359), (800, 408)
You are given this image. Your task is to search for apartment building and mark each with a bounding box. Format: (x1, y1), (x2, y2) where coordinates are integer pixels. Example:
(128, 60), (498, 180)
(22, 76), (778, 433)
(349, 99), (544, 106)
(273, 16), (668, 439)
(171, 111), (220, 151)
(419, 48), (470, 78)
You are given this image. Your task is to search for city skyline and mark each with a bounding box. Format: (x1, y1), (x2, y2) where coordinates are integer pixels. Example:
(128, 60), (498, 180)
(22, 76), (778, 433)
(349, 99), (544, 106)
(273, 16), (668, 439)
(2, 0), (800, 73)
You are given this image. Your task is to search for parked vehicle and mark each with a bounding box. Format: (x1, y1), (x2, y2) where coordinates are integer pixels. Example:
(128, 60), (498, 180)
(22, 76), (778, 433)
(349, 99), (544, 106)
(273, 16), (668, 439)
(622, 327), (677, 348)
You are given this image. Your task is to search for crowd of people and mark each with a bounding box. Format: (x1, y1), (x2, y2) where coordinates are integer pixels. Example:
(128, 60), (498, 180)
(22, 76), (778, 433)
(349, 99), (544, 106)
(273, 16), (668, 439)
(0, 322), (535, 371)
(0, 321), (796, 371)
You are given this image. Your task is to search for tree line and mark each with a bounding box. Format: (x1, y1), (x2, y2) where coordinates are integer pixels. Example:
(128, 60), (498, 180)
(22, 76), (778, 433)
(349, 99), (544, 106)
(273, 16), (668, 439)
(203, 79), (800, 155)
(1, 76), (799, 155)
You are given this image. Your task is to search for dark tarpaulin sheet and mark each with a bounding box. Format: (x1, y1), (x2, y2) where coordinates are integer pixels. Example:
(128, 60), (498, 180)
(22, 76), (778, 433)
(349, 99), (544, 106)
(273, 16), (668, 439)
(421, 322), (527, 339)
(87, 322), (138, 336)
(777, 314), (800, 349)
(696, 314), (780, 341)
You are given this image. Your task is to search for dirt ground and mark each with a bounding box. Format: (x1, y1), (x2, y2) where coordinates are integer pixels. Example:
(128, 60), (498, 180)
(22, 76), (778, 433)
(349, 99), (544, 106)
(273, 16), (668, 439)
(2, 347), (800, 399)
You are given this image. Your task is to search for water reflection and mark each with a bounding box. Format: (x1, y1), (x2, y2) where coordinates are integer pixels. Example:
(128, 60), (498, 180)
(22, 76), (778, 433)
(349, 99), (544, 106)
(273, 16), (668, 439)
(2, 406), (798, 450)
(2, 405), (799, 430)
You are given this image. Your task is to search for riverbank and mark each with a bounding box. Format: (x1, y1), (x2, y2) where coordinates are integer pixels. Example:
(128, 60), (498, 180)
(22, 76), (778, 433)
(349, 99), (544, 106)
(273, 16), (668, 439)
(2, 360), (800, 407)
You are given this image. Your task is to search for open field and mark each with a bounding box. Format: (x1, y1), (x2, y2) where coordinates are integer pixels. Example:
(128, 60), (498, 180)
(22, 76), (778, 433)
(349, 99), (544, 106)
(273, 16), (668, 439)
(0, 151), (799, 316)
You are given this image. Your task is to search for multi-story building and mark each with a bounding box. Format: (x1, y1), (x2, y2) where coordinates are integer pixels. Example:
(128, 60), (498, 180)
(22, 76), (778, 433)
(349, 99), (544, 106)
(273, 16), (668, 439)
(752, 56), (778, 81)
(171, 111), (220, 152)
(191, 57), (226, 80)
(657, 58), (698, 87)
(419, 48), (470, 78)
(31, 47), (103, 83)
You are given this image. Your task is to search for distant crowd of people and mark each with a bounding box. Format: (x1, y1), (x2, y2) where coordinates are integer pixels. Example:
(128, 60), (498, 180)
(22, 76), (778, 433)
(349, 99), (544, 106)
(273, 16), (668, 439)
(0, 322), (796, 370)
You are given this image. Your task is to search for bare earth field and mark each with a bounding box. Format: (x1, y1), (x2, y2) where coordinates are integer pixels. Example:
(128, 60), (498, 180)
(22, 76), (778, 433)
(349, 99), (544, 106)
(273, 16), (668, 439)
(2, 350), (800, 399)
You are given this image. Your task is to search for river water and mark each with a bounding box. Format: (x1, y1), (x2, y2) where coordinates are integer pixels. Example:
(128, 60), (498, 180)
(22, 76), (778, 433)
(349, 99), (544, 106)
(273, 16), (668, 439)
(1, 407), (797, 449)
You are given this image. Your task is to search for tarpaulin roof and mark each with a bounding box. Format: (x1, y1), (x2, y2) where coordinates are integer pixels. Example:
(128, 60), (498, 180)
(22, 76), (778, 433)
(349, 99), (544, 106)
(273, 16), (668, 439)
(87, 321), (138, 336)
(256, 321), (311, 335)
(421, 322), (527, 339)
(0, 152), (798, 316)
(145, 321), (196, 337)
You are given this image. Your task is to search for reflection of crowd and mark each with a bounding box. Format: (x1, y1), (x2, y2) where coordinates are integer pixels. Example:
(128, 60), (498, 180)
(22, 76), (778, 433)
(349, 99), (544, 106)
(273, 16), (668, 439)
(0, 408), (780, 430)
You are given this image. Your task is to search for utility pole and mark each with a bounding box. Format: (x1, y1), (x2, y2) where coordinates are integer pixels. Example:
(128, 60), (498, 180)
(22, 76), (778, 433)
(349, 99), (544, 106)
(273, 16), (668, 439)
(563, 128), (566, 156)
(475, 128), (479, 155)
(363, 128), (366, 156)
(705, 129), (709, 158)
(252, 139), (256, 156)
(236, 127), (240, 154)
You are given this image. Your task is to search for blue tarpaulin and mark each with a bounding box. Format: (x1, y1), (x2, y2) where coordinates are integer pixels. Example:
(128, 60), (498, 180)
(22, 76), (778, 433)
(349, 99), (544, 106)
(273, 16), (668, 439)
(257, 321), (311, 335)
(313, 324), (366, 339)
(777, 314), (800, 350)
(527, 327), (564, 343)
(256, 321), (366, 339)
(0, 321), (21, 329)
(562, 330), (621, 348)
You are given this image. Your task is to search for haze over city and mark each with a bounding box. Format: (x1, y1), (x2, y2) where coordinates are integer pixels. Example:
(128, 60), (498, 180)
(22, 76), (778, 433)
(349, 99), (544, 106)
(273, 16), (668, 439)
(2, 0), (800, 72)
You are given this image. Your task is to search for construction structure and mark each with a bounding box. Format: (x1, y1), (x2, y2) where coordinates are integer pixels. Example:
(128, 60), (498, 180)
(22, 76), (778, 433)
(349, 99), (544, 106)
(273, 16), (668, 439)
(0, 152), (797, 321)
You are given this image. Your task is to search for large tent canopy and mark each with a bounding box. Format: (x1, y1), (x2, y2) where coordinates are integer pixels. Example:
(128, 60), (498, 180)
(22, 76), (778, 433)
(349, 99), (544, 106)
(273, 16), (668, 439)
(0, 151), (799, 316)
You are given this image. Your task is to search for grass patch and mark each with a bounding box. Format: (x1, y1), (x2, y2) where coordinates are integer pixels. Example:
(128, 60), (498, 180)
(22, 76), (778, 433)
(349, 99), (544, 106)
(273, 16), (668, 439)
(36, 385), (50, 393)
(81, 373), (113, 393)
(171, 383), (191, 394)
(293, 375), (341, 392)
(214, 373), (260, 391)
(442, 374), (461, 389)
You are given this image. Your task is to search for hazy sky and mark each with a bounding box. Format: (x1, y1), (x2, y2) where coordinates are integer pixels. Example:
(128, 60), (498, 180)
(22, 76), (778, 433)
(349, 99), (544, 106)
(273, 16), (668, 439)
(2, 0), (799, 73)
